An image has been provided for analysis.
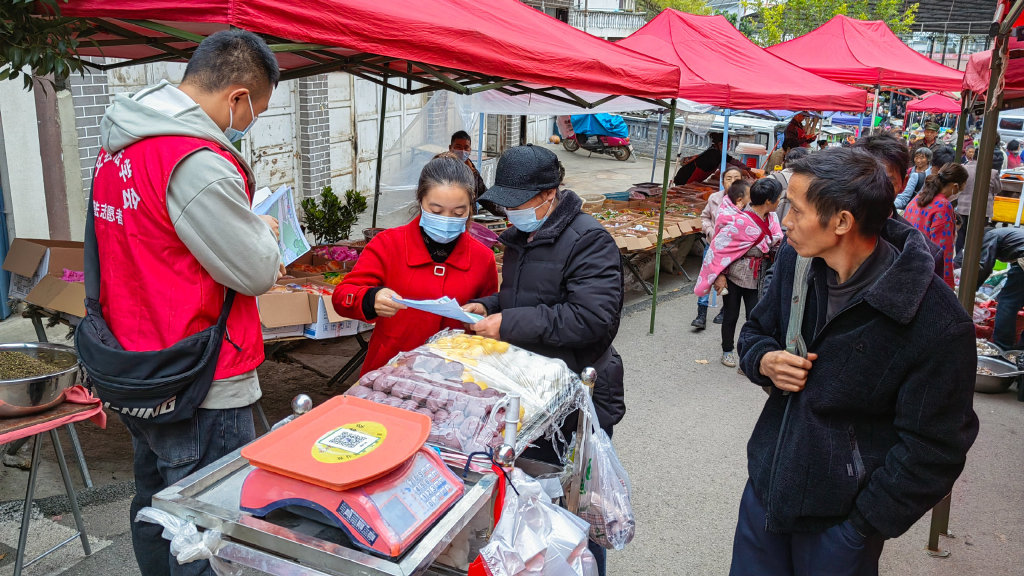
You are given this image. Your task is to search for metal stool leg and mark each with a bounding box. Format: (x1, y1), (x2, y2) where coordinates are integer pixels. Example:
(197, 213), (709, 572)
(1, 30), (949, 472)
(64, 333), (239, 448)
(13, 434), (43, 576)
(50, 429), (91, 556)
(64, 423), (93, 488)
(254, 402), (271, 434)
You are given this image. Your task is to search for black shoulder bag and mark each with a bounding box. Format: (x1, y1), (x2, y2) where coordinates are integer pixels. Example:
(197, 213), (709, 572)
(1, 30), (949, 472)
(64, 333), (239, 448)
(75, 194), (236, 423)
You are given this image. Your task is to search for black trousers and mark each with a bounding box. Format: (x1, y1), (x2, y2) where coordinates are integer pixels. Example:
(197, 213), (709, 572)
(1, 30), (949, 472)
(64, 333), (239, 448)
(722, 277), (758, 352)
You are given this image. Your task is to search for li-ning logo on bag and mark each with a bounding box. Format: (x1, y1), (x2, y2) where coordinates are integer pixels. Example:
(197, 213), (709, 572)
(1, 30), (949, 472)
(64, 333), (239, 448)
(103, 396), (177, 419)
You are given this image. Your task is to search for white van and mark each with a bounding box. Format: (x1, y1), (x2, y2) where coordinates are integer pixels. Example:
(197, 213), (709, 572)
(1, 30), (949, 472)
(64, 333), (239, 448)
(997, 110), (1024, 144)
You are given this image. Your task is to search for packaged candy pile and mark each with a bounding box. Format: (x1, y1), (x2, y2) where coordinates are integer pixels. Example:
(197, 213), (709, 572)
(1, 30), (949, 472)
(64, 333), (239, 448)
(345, 330), (583, 456)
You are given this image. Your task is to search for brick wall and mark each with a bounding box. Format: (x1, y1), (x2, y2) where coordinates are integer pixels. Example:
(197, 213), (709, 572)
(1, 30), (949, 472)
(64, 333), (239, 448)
(298, 75), (331, 197)
(69, 62), (111, 194)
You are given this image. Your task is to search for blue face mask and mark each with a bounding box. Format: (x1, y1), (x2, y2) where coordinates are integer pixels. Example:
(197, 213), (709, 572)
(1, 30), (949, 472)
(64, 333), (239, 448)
(225, 93), (258, 143)
(420, 210), (467, 243)
(506, 198), (552, 233)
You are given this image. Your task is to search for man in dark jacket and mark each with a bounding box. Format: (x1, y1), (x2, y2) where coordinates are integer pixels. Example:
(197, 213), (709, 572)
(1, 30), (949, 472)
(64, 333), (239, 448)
(853, 133), (945, 277)
(466, 144), (624, 576)
(731, 148), (978, 576)
(977, 227), (1024, 350)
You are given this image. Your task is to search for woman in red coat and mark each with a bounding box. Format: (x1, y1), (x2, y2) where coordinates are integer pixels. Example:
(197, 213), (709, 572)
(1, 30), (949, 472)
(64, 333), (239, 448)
(333, 155), (499, 374)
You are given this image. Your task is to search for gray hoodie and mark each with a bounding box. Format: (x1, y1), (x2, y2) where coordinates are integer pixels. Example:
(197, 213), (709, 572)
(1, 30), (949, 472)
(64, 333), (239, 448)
(99, 80), (281, 409)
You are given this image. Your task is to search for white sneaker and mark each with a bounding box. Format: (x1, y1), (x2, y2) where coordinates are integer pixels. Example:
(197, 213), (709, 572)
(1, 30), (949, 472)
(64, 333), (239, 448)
(721, 352), (737, 367)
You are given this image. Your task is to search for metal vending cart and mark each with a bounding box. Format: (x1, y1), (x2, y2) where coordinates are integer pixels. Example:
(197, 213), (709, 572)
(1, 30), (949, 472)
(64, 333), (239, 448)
(145, 369), (596, 576)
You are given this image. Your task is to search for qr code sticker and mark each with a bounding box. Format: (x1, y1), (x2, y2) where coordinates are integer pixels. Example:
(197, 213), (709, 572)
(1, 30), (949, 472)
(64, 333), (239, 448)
(318, 428), (378, 454)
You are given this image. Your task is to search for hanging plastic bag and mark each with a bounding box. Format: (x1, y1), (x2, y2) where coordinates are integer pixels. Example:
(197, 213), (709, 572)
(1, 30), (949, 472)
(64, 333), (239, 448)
(576, 395), (636, 550)
(135, 507), (241, 575)
(477, 468), (597, 576)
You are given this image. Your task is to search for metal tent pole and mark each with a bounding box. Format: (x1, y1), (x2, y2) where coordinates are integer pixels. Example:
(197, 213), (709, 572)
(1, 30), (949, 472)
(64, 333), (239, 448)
(651, 110), (664, 183)
(954, 100), (969, 161)
(719, 110), (732, 189)
(371, 82), (389, 228)
(649, 99), (677, 334)
(869, 85), (880, 132)
(478, 113), (485, 167)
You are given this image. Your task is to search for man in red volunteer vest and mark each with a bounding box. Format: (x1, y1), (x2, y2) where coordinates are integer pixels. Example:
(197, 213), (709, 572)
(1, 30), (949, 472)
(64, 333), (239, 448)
(93, 30), (283, 576)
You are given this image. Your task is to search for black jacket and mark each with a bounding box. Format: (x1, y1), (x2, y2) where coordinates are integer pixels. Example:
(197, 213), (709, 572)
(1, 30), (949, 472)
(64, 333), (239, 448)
(977, 227), (1024, 288)
(738, 218), (979, 539)
(476, 190), (625, 429)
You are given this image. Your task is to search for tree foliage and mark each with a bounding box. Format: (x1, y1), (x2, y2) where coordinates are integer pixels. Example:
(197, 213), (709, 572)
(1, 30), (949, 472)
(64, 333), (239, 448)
(742, 0), (918, 47)
(638, 0), (714, 19)
(1, 0), (87, 90)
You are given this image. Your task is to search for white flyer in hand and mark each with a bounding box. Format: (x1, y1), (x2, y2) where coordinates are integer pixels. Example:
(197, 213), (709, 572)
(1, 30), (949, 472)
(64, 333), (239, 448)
(252, 185), (311, 266)
(392, 296), (484, 324)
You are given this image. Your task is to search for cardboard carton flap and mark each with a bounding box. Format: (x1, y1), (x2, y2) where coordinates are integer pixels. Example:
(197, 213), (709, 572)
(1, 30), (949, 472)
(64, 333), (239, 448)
(47, 246), (85, 277)
(25, 276), (86, 318)
(258, 292), (314, 328)
(322, 294), (347, 323)
(2, 239), (48, 277)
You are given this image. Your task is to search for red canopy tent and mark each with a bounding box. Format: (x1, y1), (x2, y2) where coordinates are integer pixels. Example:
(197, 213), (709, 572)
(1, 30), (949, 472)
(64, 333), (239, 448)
(57, 0), (681, 104)
(766, 14), (964, 92)
(616, 10), (866, 111)
(906, 93), (962, 114)
(964, 37), (1024, 109)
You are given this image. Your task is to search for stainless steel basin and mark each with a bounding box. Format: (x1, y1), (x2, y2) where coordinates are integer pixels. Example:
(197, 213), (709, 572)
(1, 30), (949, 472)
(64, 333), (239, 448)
(0, 342), (79, 417)
(976, 356), (1017, 394)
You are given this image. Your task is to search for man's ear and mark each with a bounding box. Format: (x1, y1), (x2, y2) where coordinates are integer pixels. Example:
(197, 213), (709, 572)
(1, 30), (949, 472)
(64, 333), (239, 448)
(834, 210), (856, 237)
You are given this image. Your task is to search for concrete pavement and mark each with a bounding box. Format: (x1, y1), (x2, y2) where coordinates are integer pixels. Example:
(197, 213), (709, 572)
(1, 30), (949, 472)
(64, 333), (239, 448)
(0, 145), (1019, 574)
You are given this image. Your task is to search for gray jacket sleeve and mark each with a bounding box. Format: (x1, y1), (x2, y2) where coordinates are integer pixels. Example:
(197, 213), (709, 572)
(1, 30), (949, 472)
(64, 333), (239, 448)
(167, 150), (281, 296)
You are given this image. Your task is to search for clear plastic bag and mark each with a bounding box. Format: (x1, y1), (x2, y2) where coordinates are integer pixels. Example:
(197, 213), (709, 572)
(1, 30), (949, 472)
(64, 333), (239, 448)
(576, 395), (636, 550)
(478, 468), (597, 576)
(135, 507), (241, 575)
(346, 350), (508, 454)
(347, 329), (583, 456)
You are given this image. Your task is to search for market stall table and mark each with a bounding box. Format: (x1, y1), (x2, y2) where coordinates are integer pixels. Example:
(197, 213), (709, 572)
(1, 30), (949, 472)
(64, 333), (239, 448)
(10, 305), (91, 488)
(0, 399), (102, 576)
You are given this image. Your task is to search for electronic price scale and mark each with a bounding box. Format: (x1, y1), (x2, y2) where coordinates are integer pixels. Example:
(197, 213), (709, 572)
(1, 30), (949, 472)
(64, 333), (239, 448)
(239, 396), (465, 559)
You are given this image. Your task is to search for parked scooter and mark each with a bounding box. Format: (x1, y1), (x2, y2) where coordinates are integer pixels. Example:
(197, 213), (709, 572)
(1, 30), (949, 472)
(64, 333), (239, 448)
(557, 114), (633, 161)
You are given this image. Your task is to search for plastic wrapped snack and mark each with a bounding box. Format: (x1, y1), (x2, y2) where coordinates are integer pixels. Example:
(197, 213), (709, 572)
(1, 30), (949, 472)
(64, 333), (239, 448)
(425, 330), (581, 433)
(345, 349), (515, 454)
(345, 330), (583, 456)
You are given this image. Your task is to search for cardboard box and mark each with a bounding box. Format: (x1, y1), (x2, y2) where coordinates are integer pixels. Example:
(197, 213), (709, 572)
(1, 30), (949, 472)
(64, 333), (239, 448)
(25, 275), (86, 317)
(302, 281), (360, 339)
(2, 238), (84, 301)
(257, 287), (314, 341)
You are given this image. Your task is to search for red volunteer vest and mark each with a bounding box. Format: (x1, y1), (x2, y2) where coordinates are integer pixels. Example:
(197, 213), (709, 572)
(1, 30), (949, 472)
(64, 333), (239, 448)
(91, 135), (264, 380)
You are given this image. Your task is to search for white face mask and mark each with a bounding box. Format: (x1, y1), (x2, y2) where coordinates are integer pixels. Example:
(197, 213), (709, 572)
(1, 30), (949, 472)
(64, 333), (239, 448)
(225, 93), (258, 143)
(506, 198), (553, 233)
(453, 150), (471, 162)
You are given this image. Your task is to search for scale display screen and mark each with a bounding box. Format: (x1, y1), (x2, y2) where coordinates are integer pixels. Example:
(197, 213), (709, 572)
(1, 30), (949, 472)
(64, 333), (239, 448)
(368, 452), (460, 540)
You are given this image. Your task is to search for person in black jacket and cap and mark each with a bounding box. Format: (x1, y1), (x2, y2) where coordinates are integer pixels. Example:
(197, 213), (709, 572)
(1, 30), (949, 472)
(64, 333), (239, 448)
(464, 144), (625, 575)
(731, 148), (978, 576)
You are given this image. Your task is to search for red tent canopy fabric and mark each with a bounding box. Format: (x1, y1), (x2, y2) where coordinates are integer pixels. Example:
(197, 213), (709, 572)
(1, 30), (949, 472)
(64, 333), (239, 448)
(57, 0), (681, 99)
(906, 93), (962, 114)
(767, 15), (964, 92)
(964, 38), (1024, 107)
(616, 10), (865, 111)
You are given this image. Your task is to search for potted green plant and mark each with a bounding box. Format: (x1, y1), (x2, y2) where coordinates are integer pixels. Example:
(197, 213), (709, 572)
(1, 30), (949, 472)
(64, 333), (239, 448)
(300, 186), (367, 245)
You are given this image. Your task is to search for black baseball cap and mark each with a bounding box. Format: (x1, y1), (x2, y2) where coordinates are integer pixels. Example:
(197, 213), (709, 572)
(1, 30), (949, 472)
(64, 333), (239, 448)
(479, 144), (561, 208)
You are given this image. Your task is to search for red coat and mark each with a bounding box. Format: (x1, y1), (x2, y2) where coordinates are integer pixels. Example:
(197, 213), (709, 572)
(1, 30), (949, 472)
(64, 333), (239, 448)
(92, 136), (263, 380)
(332, 217), (499, 374)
